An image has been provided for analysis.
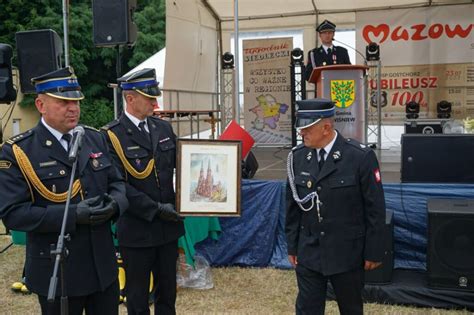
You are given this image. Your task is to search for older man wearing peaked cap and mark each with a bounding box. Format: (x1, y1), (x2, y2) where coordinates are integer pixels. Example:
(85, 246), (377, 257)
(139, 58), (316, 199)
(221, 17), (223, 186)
(286, 98), (386, 314)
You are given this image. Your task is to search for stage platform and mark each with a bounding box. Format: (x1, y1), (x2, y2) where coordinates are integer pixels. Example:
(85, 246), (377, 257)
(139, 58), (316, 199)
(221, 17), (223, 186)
(251, 145), (402, 183)
(329, 269), (474, 311)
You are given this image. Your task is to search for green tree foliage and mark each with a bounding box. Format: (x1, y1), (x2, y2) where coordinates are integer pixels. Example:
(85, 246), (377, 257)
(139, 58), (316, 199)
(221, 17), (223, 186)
(0, 0), (166, 128)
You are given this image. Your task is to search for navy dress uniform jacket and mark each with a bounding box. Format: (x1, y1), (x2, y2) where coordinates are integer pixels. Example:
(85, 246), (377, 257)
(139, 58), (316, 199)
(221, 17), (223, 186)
(304, 45), (351, 81)
(285, 133), (386, 276)
(0, 122), (128, 297)
(101, 114), (184, 248)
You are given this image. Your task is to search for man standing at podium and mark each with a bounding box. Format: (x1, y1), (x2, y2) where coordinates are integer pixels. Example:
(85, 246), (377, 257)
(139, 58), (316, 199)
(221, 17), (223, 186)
(304, 20), (351, 81)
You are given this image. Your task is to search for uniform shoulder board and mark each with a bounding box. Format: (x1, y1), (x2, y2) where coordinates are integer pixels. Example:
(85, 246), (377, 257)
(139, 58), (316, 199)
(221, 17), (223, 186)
(6, 129), (34, 145)
(291, 143), (305, 151)
(101, 119), (119, 131)
(83, 125), (100, 133)
(346, 138), (370, 151)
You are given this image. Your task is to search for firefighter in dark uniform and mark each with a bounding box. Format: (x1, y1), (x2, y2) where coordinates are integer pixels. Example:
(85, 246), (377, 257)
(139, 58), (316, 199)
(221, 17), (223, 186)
(285, 98), (386, 315)
(0, 67), (128, 315)
(304, 20), (351, 81)
(101, 68), (184, 315)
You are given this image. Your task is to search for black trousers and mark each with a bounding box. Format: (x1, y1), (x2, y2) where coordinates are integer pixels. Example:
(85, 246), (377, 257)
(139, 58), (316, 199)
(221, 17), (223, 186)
(121, 240), (179, 315)
(295, 264), (364, 315)
(38, 279), (119, 315)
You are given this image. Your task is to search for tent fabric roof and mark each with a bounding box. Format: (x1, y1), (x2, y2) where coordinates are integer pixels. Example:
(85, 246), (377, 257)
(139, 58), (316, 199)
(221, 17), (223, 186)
(205, 0), (471, 21)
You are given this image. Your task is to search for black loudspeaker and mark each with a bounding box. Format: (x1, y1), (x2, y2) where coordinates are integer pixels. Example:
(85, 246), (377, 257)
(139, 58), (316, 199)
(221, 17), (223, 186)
(401, 134), (474, 183)
(242, 151), (259, 179)
(0, 44), (17, 103)
(364, 210), (394, 284)
(404, 119), (446, 134)
(427, 199), (474, 290)
(15, 29), (63, 94)
(92, 0), (137, 46)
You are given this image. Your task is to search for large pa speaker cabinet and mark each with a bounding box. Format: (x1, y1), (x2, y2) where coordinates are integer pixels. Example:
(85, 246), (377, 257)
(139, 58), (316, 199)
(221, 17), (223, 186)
(401, 134), (474, 183)
(427, 199), (474, 290)
(15, 29), (63, 94)
(364, 210), (394, 284)
(92, 0), (137, 46)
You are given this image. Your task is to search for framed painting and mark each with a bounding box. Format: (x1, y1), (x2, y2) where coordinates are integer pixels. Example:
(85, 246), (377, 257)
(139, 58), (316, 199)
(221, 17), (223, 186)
(176, 139), (241, 216)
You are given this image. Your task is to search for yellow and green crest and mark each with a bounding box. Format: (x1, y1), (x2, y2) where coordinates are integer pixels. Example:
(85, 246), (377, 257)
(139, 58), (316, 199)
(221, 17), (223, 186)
(330, 80), (355, 108)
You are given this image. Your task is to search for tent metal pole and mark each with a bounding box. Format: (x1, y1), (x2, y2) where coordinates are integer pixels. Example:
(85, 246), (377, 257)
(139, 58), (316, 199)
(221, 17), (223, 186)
(62, 0), (69, 66)
(233, 0), (240, 123)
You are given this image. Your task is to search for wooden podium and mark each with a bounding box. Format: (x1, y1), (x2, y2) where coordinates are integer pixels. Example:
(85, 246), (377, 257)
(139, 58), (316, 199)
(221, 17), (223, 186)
(309, 64), (368, 142)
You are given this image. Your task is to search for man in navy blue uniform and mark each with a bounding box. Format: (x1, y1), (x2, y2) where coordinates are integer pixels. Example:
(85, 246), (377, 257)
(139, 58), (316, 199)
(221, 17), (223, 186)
(102, 68), (184, 315)
(304, 20), (351, 81)
(285, 98), (386, 314)
(0, 67), (128, 315)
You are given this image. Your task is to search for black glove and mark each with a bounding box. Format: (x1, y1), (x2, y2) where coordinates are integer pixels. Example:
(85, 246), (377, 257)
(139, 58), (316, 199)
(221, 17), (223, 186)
(75, 195), (103, 225)
(156, 202), (183, 222)
(89, 193), (119, 225)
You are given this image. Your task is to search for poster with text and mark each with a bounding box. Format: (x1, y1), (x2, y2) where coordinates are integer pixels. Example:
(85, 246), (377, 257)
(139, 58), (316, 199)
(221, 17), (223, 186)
(356, 5), (473, 123)
(243, 37), (293, 145)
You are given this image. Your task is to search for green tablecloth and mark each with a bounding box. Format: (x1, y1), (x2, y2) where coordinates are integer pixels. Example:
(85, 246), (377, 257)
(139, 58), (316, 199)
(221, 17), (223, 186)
(11, 217), (221, 267)
(178, 217), (221, 266)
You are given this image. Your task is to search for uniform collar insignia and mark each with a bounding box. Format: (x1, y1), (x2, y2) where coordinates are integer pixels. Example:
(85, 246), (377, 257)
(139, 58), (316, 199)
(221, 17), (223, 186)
(45, 140), (53, 147)
(306, 151), (312, 161)
(332, 150), (341, 161)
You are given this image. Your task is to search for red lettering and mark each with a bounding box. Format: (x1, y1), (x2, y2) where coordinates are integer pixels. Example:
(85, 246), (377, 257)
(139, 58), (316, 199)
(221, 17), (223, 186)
(401, 78), (409, 89)
(363, 24), (390, 44)
(362, 23), (473, 44)
(429, 77), (438, 88)
(428, 24), (443, 39)
(380, 79), (388, 89)
(411, 24), (428, 40)
(445, 24), (473, 38)
(391, 26), (409, 41)
(420, 77), (429, 88)
(369, 80), (376, 89)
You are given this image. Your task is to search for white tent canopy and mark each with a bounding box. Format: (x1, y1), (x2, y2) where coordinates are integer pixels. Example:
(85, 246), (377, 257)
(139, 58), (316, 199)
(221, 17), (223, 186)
(163, 0), (471, 110)
(205, 0), (469, 20)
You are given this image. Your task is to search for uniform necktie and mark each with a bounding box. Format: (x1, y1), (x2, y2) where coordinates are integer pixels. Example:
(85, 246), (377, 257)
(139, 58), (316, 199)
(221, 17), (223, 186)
(327, 48), (332, 55)
(61, 133), (72, 152)
(318, 148), (326, 170)
(138, 121), (150, 142)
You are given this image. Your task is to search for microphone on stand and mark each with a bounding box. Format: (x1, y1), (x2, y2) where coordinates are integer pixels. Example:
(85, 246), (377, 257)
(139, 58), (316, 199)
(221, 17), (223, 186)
(333, 38), (367, 65)
(48, 125), (86, 310)
(68, 126), (85, 161)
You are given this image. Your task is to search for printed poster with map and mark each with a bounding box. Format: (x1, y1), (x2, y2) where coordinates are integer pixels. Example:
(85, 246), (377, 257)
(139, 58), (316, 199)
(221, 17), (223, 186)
(243, 37), (293, 145)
